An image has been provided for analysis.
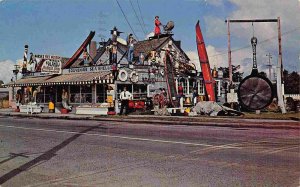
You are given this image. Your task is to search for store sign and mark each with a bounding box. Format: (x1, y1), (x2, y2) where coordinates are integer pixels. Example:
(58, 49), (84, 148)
(64, 65), (112, 74)
(41, 59), (62, 74)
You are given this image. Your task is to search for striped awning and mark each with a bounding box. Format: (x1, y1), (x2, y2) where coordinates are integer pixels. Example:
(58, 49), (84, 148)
(6, 72), (114, 87)
(44, 71), (114, 85)
(7, 76), (53, 87)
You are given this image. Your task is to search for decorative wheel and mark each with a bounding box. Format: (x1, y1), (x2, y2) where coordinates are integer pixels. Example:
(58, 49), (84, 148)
(238, 75), (274, 110)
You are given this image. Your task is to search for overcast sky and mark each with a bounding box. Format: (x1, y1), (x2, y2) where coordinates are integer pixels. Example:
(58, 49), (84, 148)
(0, 0), (299, 83)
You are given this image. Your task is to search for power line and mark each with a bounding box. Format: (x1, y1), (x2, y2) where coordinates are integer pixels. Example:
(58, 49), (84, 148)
(136, 0), (147, 33)
(197, 26), (300, 60)
(129, 0), (147, 36)
(115, 0), (139, 41)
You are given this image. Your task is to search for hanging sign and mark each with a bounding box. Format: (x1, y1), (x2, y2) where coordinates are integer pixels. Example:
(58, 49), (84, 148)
(41, 58), (62, 74)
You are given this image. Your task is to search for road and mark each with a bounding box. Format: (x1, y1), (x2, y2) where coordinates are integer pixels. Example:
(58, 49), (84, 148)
(0, 116), (299, 187)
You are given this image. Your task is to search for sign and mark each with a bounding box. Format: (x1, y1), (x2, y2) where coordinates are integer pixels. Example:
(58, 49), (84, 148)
(64, 65), (112, 74)
(227, 89), (238, 103)
(41, 59), (62, 74)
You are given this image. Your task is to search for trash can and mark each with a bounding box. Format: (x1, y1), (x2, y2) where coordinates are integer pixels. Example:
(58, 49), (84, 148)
(49, 101), (55, 113)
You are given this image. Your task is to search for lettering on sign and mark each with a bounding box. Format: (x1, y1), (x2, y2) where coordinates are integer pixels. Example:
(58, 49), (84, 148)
(64, 65), (112, 74)
(41, 59), (62, 74)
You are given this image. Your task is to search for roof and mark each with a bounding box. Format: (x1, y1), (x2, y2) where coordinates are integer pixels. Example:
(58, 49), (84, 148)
(45, 71), (113, 85)
(6, 71), (113, 87)
(7, 76), (53, 87)
(133, 36), (170, 57)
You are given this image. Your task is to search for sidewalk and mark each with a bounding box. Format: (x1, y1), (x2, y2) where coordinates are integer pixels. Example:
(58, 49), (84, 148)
(0, 108), (299, 129)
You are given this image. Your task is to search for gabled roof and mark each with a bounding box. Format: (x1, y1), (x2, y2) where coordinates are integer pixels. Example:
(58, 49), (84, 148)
(133, 36), (170, 57)
(92, 34), (190, 63)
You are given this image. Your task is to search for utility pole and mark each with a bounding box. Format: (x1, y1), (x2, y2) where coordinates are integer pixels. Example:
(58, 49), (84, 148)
(276, 17), (286, 113)
(266, 53), (272, 80)
(227, 19), (232, 86)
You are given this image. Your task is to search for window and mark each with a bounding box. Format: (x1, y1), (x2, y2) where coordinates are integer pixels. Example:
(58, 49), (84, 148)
(70, 85), (80, 103)
(198, 80), (205, 95)
(96, 84), (107, 103)
(70, 85), (92, 104)
(179, 78), (188, 94)
(45, 86), (56, 103)
(189, 79), (197, 95)
(215, 80), (221, 96)
(80, 85), (92, 103)
(133, 84), (147, 100)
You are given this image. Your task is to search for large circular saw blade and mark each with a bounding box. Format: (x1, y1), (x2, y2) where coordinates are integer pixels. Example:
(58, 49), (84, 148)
(238, 76), (274, 110)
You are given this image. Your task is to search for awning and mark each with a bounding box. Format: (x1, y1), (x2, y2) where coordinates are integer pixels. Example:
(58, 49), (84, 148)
(44, 71), (113, 85)
(7, 76), (53, 87)
(6, 72), (114, 87)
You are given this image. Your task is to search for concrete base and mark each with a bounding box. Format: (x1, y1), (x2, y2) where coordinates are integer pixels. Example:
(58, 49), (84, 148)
(76, 107), (108, 115)
(19, 104), (44, 114)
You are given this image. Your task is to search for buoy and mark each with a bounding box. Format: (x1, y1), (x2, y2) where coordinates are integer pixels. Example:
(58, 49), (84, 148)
(129, 71), (139, 83)
(118, 69), (128, 82)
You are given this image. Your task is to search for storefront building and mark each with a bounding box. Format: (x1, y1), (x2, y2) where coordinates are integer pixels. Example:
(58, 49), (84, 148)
(7, 29), (222, 114)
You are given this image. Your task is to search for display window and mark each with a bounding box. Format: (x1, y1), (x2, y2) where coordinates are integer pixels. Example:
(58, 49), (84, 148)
(69, 85), (92, 104)
(96, 84), (107, 103)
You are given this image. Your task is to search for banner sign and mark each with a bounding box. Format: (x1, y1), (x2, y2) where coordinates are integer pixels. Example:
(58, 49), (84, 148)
(41, 59), (62, 74)
(64, 65), (112, 74)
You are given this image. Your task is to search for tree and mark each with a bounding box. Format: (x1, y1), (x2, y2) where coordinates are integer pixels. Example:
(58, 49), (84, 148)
(0, 80), (4, 87)
(283, 70), (300, 94)
(218, 65), (244, 82)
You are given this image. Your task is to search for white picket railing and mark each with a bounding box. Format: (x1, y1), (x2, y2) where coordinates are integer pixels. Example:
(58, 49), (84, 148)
(284, 94), (300, 100)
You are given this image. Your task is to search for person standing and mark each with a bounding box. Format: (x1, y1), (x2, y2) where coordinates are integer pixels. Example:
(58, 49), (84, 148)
(154, 16), (162, 36)
(119, 87), (132, 115)
(192, 87), (199, 106)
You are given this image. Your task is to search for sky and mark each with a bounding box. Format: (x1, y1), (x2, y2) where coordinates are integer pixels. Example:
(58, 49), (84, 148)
(0, 0), (299, 83)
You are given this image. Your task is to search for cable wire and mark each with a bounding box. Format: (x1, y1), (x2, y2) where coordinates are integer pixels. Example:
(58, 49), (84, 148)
(136, 0), (147, 33)
(129, 0), (147, 35)
(115, 0), (139, 41)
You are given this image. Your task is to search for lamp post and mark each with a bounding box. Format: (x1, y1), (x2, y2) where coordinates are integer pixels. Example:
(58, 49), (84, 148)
(22, 45), (28, 74)
(12, 65), (20, 100)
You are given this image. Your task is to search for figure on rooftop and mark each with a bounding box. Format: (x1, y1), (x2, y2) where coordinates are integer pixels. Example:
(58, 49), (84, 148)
(127, 33), (136, 64)
(154, 16), (162, 36)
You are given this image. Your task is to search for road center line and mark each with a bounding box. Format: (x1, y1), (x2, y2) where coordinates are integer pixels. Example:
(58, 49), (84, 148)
(0, 124), (241, 149)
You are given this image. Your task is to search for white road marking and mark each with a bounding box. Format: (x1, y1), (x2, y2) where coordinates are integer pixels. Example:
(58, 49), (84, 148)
(0, 124), (241, 149)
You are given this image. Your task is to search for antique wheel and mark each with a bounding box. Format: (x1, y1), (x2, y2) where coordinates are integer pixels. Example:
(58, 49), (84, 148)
(238, 75), (274, 110)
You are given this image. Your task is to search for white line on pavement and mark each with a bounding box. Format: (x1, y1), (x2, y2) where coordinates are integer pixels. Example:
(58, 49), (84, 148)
(0, 124), (241, 149)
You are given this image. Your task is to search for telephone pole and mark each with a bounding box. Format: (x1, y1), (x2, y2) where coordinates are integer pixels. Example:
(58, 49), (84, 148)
(266, 53), (272, 80)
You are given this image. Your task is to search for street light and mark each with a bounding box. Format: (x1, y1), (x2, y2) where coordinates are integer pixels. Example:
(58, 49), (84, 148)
(12, 65), (20, 101)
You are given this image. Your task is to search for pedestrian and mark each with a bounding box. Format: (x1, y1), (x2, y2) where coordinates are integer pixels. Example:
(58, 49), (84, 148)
(119, 87), (132, 115)
(154, 16), (162, 36)
(192, 87), (199, 106)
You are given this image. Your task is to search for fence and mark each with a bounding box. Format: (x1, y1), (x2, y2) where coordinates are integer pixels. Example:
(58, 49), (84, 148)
(284, 94), (300, 100)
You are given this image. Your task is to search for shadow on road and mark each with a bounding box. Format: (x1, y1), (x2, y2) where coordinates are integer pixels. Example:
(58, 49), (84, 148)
(0, 153), (29, 165)
(0, 125), (99, 185)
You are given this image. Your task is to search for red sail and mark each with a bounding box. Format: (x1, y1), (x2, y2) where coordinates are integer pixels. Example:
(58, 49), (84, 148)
(195, 21), (216, 101)
(63, 31), (95, 69)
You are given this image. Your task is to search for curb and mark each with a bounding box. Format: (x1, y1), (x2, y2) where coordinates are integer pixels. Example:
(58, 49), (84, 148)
(0, 112), (299, 130)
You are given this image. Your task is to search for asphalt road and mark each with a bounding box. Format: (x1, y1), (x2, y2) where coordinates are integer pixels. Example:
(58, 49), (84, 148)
(0, 116), (299, 187)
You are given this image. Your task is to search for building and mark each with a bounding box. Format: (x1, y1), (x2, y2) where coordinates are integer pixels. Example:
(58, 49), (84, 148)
(6, 28), (218, 114)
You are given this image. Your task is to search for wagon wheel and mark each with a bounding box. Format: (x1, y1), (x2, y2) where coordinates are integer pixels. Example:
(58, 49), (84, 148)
(238, 76), (273, 110)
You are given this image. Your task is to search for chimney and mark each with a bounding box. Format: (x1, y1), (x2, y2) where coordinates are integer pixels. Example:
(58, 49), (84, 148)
(89, 41), (97, 60)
